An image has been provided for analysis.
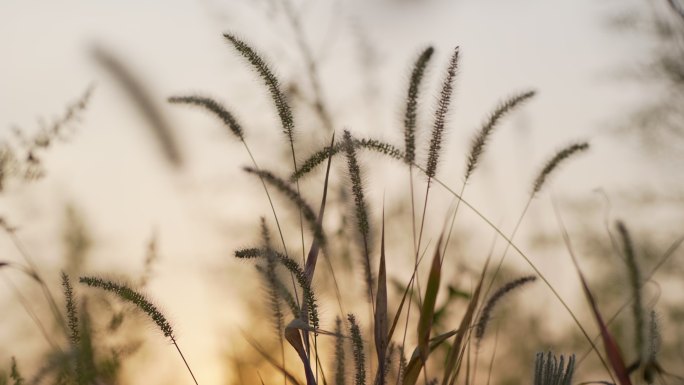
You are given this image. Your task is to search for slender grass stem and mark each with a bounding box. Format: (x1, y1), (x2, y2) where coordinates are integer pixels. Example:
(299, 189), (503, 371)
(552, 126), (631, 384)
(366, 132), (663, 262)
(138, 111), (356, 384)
(1, 273), (61, 352)
(172, 338), (200, 385)
(411, 163), (612, 378)
(3, 229), (68, 335)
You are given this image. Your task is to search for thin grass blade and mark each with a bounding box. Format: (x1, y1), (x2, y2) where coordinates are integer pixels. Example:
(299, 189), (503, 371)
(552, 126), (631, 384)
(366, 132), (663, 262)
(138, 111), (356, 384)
(375, 209), (389, 385)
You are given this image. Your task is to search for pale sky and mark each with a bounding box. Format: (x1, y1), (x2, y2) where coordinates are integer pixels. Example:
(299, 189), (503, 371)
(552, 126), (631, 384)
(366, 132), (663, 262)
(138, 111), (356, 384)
(1, 0), (681, 384)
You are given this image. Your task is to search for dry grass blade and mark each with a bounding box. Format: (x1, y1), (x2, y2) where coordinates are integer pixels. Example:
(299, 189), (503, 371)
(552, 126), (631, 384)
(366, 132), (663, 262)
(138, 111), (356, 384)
(401, 239), (443, 385)
(404, 46), (435, 164)
(92, 47), (183, 167)
(464, 90), (536, 180)
(168, 95), (244, 140)
(417, 239), (442, 360)
(375, 210), (389, 385)
(304, 133), (335, 281)
(285, 321), (317, 385)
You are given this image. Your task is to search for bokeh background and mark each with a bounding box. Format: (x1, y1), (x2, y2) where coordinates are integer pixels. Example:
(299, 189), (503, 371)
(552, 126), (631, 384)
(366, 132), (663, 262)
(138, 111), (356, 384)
(1, 0), (683, 384)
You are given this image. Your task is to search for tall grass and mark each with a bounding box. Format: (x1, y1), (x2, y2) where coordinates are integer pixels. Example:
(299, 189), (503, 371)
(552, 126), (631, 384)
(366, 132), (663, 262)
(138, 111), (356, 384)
(1, 25), (683, 385)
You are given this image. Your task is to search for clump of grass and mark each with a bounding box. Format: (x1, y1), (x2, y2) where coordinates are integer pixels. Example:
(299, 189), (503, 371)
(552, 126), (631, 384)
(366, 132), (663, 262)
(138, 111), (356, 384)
(533, 352), (575, 385)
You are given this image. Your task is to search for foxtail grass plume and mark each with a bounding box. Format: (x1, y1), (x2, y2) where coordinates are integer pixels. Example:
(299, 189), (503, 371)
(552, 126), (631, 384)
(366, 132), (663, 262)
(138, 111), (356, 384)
(291, 137), (403, 182)
(259, 218), (285, 338)
(404, 46), (435, 164)
(348, 314), (366, 385)
(475, 275), (536, 343)
(61, 272), (79, 346)
(79, 277), (174, 338)
(223, 33), (294, 144)
(616, 221), (645, 362)
(426, 47), (459, 180)
(168, 95), (244, 140)
(342, 130), (374, 303)
(464, 90), (536, 180)
(532, 142), (589, 194)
